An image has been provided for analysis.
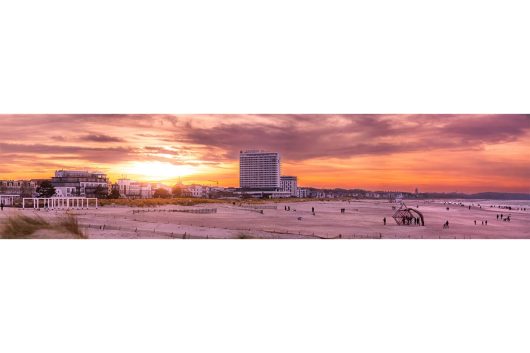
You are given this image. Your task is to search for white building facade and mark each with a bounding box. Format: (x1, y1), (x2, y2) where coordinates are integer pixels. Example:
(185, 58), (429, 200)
(280, 176), (298, 196)
(51, 170), (109, 197)
(0, 180), (37, 197)
(296, 188), (310, 198)
(117, 178), (153, 198)
(239, 150), (281, 190)
(184, 184), (210, 198)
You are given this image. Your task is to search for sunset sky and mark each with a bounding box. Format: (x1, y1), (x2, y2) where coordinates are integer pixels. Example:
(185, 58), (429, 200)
(1, 114), (529, 193)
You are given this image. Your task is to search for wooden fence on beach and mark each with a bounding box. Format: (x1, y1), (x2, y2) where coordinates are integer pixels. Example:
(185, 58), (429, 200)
(239, 205), (278, 210)
(132, 208), (217, 215)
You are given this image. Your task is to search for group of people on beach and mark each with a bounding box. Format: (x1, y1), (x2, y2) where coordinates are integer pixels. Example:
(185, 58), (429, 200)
(497, 214), (511, 222)
(402, 216), (421, 226)
(474, 220), (488, 225)
(491, 205), (527, 211)
(382, 216), (422, 226)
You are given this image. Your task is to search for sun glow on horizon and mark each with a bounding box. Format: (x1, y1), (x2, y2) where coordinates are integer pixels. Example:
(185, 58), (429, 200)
(122, 161), (197, 181)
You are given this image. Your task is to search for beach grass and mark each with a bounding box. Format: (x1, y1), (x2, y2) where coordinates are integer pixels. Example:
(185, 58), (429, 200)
(0, 213), (86, 239)
(1, 214), (50, 237)
(98, 197), (352, 208)
(236, 232), (255, 239)
(56, 213), (85, 238)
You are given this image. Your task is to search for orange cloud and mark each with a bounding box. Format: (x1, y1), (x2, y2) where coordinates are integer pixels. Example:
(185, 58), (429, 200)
(0, 114), (529, 192)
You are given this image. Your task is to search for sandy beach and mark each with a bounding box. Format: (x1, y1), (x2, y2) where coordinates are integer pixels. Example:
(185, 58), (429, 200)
(1, 199), (529, 239)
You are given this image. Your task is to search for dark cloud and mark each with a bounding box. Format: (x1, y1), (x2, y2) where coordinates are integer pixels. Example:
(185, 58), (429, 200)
(436, 115), (530, 143)
(179, 115), (530, 161)
(79, 134), (126, 143)
(1, 115), (529, 164)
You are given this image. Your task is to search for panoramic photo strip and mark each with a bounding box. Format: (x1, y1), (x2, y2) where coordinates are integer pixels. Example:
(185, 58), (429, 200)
(1, 114), (529, 239)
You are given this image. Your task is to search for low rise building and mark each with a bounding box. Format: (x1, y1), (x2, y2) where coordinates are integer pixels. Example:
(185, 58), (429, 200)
(296, 188), (310, 198)
(183, 184), (210, 198)
(117, 178), (153, 198)
(0, 180), (37, 197)
(51, 170), (109, 198)
(280, 176), (298, 197)
(235, 190), (292, 199)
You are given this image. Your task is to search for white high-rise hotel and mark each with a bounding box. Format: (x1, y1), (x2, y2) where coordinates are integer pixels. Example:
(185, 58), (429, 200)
(239, 150), (280, 190)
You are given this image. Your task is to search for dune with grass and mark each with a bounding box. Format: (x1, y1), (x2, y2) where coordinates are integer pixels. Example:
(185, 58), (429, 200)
(0, 213), (86, 239)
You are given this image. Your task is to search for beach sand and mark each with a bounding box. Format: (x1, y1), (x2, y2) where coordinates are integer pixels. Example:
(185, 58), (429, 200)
(1, 199), (529, 239)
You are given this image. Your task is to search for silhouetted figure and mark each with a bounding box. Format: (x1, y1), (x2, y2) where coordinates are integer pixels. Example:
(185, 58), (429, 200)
(312, 207), (314, 213)
(474, 220), (476, 225)
(0, 202), (3, 211)
(496, 214), (499, 220)
(481, 221), (484, 225)
(383, 217), (386, 225)
(485, 220), (488, 225)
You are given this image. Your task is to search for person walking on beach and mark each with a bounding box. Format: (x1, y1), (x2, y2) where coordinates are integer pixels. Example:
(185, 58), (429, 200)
(383, 217), (386, 225)
(474, 220), (477, 225)
(485, 220), (488, 225)
(0, 202), (3, 211)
